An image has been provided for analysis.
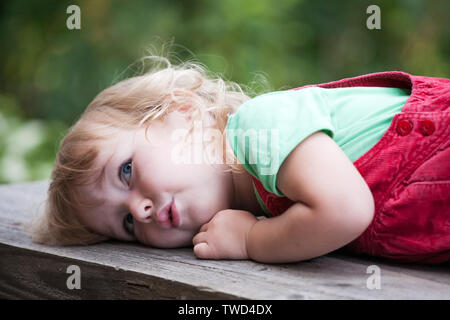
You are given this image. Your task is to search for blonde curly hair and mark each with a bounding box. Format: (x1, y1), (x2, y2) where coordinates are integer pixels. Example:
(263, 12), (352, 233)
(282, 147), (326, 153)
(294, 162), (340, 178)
(27, 54), (260, 246)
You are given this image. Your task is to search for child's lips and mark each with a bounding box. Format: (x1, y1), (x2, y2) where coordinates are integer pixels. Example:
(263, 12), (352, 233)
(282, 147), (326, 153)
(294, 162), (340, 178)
(156, 199), (180, 229)
(170, 201), (180, 228)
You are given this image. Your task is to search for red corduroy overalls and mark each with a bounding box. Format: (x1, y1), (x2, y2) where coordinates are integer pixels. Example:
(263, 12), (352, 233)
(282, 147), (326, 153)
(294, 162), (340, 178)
(251, 71), (450, 264)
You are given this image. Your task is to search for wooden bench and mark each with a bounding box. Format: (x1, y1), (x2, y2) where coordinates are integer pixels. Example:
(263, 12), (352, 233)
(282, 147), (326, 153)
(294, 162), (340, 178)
(0, 181), (448, 299)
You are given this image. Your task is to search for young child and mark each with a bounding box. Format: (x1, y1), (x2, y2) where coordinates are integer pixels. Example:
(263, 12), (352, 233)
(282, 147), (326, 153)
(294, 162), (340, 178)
(29, 56), (450, 264)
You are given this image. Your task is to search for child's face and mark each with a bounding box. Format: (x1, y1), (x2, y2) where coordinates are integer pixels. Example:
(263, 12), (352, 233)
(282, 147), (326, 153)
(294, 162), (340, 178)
(77, 111), (235, 248)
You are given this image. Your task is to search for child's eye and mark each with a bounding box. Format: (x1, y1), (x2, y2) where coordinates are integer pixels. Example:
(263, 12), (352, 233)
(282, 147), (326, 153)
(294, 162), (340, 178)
(119, 160), (132, 184)
(123, 213), (134, 235)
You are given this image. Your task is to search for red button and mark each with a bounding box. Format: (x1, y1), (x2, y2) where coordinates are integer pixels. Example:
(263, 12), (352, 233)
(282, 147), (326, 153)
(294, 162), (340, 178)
(396, 120), (413, 136)
(419, 120), (435, 136)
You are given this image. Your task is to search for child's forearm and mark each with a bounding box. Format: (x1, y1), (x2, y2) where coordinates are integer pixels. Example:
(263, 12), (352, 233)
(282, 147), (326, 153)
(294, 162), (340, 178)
(246, 201), (365, 263)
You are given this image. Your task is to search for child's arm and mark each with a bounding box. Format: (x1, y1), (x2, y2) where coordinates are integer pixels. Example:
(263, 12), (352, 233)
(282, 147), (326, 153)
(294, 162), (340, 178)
(193, 131), (375, 263)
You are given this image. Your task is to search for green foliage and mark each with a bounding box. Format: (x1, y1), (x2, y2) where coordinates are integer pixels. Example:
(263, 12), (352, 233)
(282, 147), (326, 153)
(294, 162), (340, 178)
(0, 94), (67, 183)
(0, 0), (448, 183)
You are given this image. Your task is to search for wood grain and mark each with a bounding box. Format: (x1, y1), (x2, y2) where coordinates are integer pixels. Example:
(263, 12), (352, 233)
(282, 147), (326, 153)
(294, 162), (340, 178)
(0, 181), (448, 299)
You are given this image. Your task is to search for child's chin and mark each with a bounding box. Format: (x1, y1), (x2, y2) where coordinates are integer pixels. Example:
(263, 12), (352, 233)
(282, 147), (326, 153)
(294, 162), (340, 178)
(150, 235), (194, 249)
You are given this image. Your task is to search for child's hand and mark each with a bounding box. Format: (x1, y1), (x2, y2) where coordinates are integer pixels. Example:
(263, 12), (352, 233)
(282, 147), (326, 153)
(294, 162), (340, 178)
(192, 209), (258, 260)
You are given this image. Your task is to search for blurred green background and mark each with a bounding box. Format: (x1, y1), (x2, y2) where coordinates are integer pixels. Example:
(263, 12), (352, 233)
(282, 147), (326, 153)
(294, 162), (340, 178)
(0, 0), (449, 184)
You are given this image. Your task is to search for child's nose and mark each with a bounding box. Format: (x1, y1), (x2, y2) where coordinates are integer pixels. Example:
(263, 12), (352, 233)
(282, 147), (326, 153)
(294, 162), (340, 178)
(129, 196), (153, 223)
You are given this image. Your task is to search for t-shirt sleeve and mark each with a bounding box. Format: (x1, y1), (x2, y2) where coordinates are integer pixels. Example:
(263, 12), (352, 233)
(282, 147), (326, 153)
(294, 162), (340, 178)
(225, 87), (335, 196)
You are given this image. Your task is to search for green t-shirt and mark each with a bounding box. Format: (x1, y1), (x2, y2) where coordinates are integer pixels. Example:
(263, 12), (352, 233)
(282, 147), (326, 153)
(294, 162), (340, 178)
(225, 86), (410, 211)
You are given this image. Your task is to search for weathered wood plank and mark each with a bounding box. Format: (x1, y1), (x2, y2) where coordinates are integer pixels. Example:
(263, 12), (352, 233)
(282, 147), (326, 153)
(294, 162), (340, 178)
(0, 244), (239, 299)
(0, 181), (449, 299)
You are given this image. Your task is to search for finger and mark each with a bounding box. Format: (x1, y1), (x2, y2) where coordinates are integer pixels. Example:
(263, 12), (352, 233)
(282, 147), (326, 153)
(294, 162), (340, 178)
(199, 223), (209, 232)
(194, 242), (215, 259)
(192, 231), (207, 246)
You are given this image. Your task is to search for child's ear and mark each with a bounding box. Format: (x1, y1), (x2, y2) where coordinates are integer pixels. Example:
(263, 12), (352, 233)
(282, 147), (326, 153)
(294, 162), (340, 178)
(177, 105), (194, 121)
(179, 105), (193, 112)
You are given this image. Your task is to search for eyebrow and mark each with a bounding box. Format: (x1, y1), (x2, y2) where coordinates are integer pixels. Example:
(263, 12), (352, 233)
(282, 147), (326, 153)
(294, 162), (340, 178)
(91, 149), (118, 192)
(82, 169), (119, 240)
(90, 151), (137, 241)
(98, 157), (112, 186)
